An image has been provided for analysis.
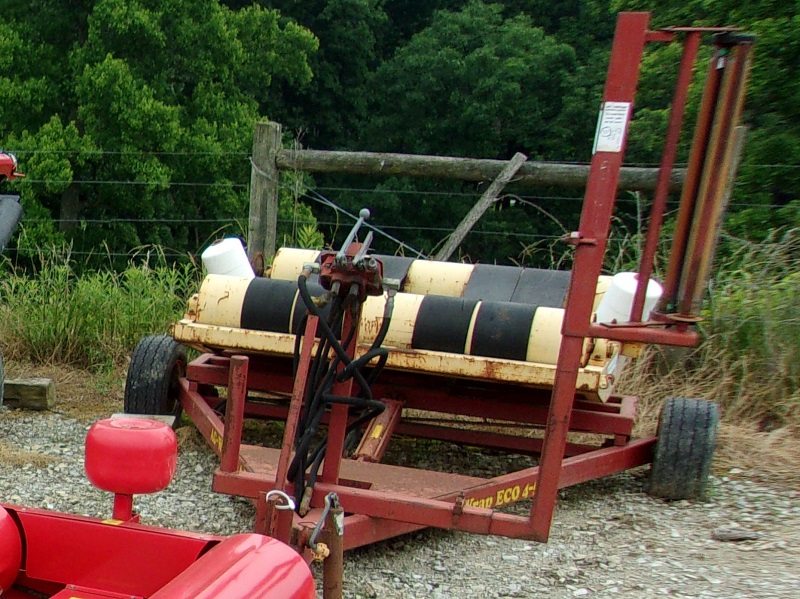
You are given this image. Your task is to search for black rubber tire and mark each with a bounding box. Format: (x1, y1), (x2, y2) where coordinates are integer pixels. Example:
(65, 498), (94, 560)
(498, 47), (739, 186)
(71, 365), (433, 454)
(648, 397), (719, 501)
(124, 335), (186, 420)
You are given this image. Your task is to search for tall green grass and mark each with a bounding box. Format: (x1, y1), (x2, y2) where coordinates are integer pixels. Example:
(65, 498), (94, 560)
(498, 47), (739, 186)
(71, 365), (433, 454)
(701, 230), (800, 425)
(0, 249), (199, 369)
(618, 229), (800, 431)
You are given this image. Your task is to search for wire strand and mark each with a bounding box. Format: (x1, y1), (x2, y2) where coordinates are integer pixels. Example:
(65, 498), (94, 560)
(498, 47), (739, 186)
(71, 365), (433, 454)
(250, 157), (427, 257)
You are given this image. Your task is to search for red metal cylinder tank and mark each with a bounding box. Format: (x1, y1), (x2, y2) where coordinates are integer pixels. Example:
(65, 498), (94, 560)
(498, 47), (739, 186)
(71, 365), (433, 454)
(85, 418), (178, 495)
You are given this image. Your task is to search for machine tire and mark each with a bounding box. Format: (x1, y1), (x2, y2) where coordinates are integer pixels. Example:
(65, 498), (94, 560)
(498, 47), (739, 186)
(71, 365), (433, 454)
(648, 397), (719, 501)
(124, 335), (186, 421)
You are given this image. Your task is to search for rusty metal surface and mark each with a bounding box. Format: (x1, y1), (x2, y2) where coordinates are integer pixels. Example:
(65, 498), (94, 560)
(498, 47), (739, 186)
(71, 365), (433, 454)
(586, 323), (698, 346)
(354, 399), (403, 462)
(393, 421), (598, 457)
(207, 432), (653, 550)
(322, 500), (344, 599)
(171, 320), (606, 395)
(220, 356), (248, 472)
(274, 316), (319, 491)
(233, 445), (485, 499)
(678, 41), (753, 316)
(631, 31), (701, 322)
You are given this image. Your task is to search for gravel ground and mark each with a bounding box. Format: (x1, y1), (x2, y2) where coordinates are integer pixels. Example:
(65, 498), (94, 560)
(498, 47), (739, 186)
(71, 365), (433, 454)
(2, 408), (799, 598)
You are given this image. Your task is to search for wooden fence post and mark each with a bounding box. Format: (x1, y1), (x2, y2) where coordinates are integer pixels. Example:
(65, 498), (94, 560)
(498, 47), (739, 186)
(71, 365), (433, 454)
(434, 152), (528, 262)
(249, 120), (282, 263)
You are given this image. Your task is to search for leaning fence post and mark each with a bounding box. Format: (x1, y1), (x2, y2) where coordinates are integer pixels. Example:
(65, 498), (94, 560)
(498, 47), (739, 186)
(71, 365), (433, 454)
(249, 120), (282, 265)
(434, 152), (528, 262)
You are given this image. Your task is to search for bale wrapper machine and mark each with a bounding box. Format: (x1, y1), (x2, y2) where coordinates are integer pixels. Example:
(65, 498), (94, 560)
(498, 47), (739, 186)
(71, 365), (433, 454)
(124, 12), (754, 562)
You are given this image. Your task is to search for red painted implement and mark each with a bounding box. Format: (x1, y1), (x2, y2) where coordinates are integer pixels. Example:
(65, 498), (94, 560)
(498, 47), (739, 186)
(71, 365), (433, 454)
(0, 419), (316, 599)
(124, 11), (755, 598)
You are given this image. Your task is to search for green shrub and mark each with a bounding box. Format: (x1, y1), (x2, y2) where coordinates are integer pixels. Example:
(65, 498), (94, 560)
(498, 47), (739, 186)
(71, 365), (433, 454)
(0, 247), (199, 369)
(701, 230), (800, 425)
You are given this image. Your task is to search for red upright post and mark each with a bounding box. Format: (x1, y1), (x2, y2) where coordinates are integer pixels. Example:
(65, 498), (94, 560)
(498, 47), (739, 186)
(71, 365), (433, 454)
(274, 314), (320, 491)
(220, 355), (248, 472)
(529, 12), (651, 540)
(630, 31), (701, 322)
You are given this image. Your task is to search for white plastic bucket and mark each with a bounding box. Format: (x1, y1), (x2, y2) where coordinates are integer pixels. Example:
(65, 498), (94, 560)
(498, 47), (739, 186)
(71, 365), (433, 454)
(595, 272), (663, 324)
(201, 238), (255, 279)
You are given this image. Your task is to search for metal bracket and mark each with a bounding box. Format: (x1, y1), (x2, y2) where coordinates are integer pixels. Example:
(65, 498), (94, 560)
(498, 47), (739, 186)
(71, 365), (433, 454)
(561, 231), (598, 246)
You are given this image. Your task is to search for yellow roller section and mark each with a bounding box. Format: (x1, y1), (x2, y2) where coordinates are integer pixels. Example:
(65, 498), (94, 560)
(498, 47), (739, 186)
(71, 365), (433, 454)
(270, 247), (320, 281)
(190, 275), (610, 367)
(194, 275), (252, 327)
(404, 260), (474, 297)
(358, 292), (425, 350)
(526, 307), (564, 365)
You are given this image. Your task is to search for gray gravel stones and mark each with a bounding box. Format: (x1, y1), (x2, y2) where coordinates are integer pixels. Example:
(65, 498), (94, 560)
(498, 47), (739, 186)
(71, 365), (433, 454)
(0, 412), (253, 534)
(2, 410), (799, 598)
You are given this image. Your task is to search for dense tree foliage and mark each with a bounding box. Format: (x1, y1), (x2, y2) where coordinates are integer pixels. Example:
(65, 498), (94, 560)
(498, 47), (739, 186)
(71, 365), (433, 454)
(0, 0), (796, 265)
(1, 0), (316, 260)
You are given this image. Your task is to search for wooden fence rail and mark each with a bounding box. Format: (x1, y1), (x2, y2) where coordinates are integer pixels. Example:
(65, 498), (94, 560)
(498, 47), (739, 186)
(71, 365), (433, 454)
(275, 148), (684, 192)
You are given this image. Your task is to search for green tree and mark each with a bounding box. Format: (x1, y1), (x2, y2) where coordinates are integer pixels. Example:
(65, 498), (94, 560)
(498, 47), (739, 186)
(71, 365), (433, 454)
(614, 0), (800, 239)
(363, 1), (578, 159)
(252, 0), (389, 149)
(1, 0), (317, 262)
(302, 1), (582, 262)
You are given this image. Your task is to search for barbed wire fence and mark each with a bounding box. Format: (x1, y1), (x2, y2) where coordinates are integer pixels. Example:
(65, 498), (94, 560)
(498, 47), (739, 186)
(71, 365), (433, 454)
(5, 146), (798, 262)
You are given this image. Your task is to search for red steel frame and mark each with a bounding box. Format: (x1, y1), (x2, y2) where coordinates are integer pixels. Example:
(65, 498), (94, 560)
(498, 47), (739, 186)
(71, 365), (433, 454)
(175, 13), (754, 551)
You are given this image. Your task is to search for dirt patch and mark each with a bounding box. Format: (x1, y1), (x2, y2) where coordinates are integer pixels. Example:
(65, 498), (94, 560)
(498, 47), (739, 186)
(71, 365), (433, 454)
(5, 360), (123, 421)
(0, 439), (58, 467)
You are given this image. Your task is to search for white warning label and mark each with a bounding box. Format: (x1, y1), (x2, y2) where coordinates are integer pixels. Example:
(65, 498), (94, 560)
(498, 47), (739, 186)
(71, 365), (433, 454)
(592, 101), (631, 154)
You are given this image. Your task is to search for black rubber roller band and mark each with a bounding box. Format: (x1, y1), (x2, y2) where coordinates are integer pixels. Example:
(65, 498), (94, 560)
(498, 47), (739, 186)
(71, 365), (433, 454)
(412, 295), (478, 354)
(241, 278), (300, 333)
(470, 301), (536, 361)
(463, 264), (522, 302)
(291, 280), (336, 339)
(510, 268), (571, 307)
(373, 255), (415, 287)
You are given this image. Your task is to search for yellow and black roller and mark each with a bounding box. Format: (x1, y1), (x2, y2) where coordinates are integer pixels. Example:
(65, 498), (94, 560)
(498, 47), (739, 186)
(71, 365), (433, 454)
(193, 274), (332, 336)
(269, 247), (582, 308)
(190, 274), (605, 366)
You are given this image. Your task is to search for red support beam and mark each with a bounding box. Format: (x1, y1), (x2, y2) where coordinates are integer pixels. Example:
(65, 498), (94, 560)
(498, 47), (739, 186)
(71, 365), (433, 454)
(532, 11), (651, 541)
(220, 356), (248, 472)
(631, 31), (701, 322)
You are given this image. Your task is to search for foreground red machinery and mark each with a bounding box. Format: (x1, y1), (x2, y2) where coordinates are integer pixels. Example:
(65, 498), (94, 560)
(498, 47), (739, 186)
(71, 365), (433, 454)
(0, 152), (24, 254)
(123, 11), (755, 594)
(0, 418), (316, 598)
(0, 152), (23, 182)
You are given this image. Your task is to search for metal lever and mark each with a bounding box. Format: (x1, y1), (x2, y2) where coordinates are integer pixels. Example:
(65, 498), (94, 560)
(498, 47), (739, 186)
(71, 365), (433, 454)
(336, 208), (370, 264)
(352, 231), (374, 267)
